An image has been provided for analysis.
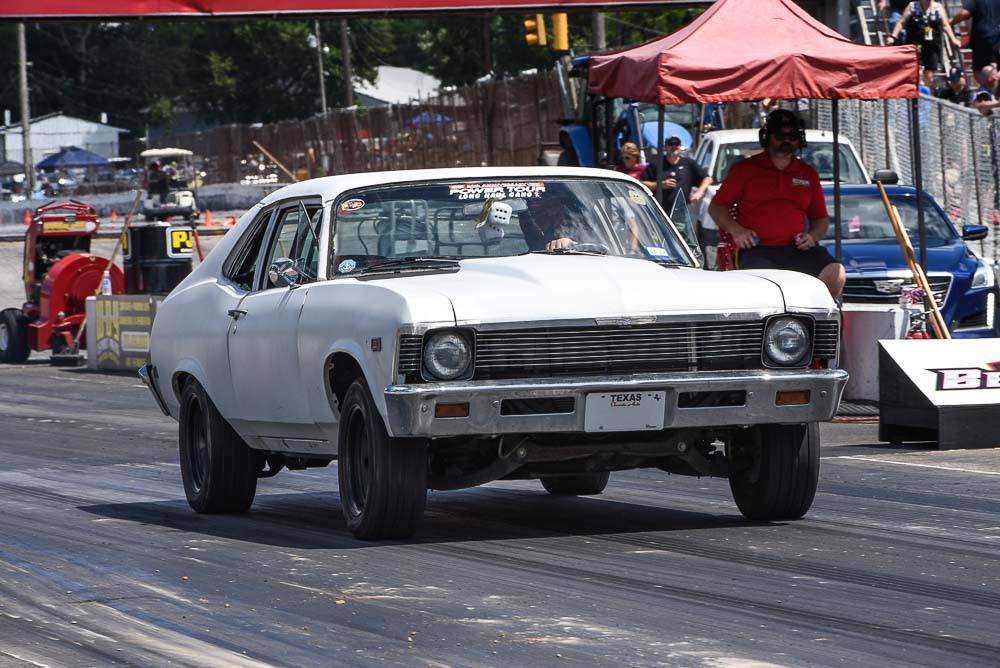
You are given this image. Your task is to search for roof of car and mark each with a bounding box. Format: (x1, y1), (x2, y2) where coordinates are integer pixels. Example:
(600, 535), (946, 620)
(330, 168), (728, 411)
(701, 128), (856, 145)
(259, 166), (642, 206)
(821, 184), (923, 196)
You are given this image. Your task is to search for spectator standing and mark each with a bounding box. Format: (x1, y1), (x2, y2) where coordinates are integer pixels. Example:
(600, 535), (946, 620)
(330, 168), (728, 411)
(640, 136), (712, 212)
(952, 0), (1000, 71)
(612, 142), (645, 180)
(935, 67), (975, 104)
(879, 0), (912, 35)
(707, 109), (844, 299)
(888, 1), (962, 88)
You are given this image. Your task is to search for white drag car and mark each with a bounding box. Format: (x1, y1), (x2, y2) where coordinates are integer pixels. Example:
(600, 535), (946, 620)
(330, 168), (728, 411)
(141, 167), (847, 539)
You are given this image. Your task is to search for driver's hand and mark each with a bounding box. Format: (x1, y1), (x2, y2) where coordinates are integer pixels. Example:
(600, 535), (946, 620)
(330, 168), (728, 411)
(545, 237), (576, 250)
(731, 227), (759, 250)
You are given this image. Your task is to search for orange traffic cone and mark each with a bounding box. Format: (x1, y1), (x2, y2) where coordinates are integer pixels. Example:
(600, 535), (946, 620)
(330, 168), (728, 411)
(110, 209), (118, 223)
(23, 209), (31, 225)
(203, 209), (213, 227)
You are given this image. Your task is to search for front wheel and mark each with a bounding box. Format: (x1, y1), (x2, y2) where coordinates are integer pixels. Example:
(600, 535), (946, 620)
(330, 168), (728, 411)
(178, 380), (260, 513)
(338, 379), (428, 539)
(540, 472), (610, 496)
(729, 423), (820, 521)
(0, 308), (30, 364)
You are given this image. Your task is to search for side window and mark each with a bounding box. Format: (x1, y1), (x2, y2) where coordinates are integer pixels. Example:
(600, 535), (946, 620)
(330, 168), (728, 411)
(223, 208), (273, 292)
(264, 202), (322, 287)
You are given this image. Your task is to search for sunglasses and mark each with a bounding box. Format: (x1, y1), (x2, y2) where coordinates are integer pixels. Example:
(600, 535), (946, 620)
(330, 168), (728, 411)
(772, 131), (801, 142)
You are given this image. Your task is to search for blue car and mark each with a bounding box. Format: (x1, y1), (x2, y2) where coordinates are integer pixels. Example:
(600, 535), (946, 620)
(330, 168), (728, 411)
(820, 185), (998, 338)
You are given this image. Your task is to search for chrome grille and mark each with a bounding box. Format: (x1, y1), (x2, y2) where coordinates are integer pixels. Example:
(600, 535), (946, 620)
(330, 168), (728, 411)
(474, 321), (766, 379)
(813, 320), (840, 360)
(397, 335), (423, 375)
(843, 274), (951, 309)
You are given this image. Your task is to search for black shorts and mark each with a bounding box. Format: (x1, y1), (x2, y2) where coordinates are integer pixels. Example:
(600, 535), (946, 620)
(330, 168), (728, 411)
(918, 42), (942, 73)
(972, 36), (1000, 71)
(737, 245), (838, 278)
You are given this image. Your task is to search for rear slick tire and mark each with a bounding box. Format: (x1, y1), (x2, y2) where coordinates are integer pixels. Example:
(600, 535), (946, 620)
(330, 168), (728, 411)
(178, 381), (259, 513)
(0, 308), (30, 364)
(338, 379), (427, 540)
(540, 472), (610, 496)
(729, 423), (820, 521)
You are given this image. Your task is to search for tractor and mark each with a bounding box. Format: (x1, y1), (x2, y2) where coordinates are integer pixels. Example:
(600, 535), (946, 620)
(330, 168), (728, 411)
(0, 201), (124, 363)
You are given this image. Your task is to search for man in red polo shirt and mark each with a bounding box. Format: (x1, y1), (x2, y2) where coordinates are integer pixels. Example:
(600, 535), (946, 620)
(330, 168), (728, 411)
(707, 109), (845, 299)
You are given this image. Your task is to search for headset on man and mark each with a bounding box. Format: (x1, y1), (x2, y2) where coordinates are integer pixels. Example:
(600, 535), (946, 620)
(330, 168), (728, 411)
(758, 109), (807, 148)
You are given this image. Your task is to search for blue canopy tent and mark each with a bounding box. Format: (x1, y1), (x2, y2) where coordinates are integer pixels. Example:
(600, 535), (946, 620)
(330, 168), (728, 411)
(36, 146), (110, 169)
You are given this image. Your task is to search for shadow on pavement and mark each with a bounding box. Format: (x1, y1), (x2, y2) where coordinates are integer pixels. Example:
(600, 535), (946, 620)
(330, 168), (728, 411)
(79, 486), (756, 550)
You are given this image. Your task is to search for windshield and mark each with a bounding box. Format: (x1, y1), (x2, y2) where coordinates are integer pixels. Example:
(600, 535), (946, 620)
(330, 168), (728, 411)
(636, 103), (699, 136)
(822, 194), (957, 242)
(712, 142), (867, 183)
(330, 177), (695, 274)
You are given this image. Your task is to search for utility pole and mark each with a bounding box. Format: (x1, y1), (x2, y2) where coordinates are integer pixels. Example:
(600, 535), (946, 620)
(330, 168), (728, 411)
(340, 19), (354, 107)
(313, 20), (328, 116)
(480, 16), (493, 76)
(592, 12), (607, 51)
(17, 22), (33, 195)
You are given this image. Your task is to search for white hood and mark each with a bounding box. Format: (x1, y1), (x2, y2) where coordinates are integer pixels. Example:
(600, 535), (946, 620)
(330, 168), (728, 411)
(373, 255), (789, 325)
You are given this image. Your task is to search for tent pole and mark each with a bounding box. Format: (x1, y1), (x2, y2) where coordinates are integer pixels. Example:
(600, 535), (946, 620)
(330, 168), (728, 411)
(604, 100), (614, 168)
(832, 99), (842, 264)
(590, 98), (599, 167)
(910, 97), (927, 270)
(655, 105), (665, 211)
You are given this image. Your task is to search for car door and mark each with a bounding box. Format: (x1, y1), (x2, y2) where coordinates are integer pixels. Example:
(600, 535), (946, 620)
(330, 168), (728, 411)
(227, 199), (325, 443)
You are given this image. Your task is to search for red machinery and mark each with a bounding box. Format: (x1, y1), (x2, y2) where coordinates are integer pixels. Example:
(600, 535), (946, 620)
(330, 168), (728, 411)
(0, 201), (124, 363)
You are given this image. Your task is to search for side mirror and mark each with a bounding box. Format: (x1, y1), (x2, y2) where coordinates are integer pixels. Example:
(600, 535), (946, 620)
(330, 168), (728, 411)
(962, 224), (989, 241)
(268, 258), (301, 288)
(872, 169), (899, 185)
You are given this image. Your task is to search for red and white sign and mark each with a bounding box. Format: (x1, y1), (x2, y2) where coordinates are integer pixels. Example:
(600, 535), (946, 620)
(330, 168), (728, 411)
(880, 340), (1000, 406)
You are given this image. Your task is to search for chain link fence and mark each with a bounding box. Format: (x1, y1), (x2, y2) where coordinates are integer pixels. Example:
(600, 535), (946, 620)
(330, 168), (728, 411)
(814, 96), (999, 261)
(152, 70), (565, 188)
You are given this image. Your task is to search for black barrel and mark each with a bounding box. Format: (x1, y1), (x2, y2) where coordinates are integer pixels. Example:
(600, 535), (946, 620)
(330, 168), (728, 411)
(124, 222), (194, 295)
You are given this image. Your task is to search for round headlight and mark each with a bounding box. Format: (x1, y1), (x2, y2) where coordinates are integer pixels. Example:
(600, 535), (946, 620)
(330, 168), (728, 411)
(423, 331), (473, 380)
(764, 317), (810, 367)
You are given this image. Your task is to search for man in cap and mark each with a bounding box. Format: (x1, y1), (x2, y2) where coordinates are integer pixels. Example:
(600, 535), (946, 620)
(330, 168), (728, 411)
(708, 109), (844, 299)
(935, 67), (974, 105)
(640, 135), (712, 214)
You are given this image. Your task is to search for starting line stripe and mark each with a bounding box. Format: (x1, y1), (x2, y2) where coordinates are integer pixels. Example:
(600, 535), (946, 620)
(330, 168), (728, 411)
(826, 455), (1000, 476)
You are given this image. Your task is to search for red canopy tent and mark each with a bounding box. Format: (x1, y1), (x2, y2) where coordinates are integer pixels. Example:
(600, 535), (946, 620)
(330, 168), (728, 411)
(587, 0), (927, 269)
(588, 0), (919, 104)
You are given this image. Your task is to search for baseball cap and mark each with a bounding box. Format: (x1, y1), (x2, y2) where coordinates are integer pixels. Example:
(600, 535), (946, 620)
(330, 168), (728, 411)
(665, 135), (683, 147)
(949, 67), (964, 81)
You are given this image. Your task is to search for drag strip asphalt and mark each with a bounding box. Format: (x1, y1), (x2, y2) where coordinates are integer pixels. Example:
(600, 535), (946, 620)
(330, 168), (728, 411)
(0, 364), (998, 667)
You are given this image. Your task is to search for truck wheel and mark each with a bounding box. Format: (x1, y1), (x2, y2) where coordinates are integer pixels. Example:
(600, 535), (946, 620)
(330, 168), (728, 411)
(0, 309), (30, 364)
(540, 472), (610, 496)
(178, 380), (260, 513)
(729, 423), (820, 521)
(338, 379), (427, 540)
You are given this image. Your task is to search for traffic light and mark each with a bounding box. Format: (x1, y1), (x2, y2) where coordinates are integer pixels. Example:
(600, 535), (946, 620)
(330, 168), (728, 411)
(524, 14), (547, 46)
(552, 12), (569, 51)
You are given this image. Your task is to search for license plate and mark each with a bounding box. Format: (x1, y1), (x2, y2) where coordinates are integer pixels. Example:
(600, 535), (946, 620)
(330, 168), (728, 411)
(584, 391), (666, 432)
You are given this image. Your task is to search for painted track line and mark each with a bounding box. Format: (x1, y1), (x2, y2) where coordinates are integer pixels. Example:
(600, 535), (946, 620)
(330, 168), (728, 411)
(826, 455), (1000, 476)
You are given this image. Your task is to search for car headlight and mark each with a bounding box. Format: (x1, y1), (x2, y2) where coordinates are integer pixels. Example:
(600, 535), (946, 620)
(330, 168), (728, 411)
(423, 330), (473, 380)
(971, 260), (996, 290)
(763, 317), (811, 367)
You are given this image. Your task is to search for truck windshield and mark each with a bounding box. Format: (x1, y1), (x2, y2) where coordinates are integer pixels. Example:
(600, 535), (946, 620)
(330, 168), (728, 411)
(330, 177), (695, 275)
(713, 142), (867, 184)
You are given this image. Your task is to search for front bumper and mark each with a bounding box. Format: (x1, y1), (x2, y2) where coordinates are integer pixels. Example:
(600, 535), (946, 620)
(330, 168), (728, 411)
(383, 368), (849, 438)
